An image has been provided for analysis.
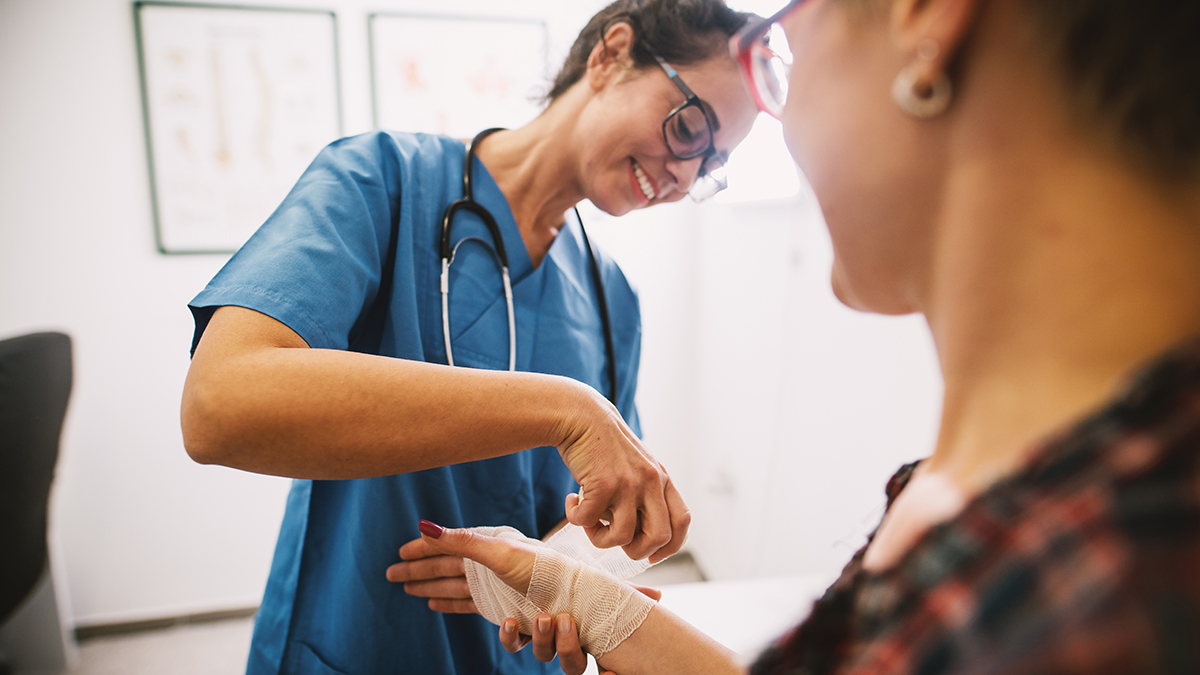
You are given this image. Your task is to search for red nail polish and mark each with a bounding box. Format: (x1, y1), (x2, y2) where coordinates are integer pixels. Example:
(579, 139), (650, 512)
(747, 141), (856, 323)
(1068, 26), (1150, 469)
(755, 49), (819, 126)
(418, 519), (444, 539)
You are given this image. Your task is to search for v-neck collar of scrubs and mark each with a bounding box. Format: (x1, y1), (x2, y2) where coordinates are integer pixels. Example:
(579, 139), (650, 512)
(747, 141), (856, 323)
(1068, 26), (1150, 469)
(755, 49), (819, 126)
(468, 146), (589, 284)
(467, 151), (537, 285)
(449, 146), (597, 375)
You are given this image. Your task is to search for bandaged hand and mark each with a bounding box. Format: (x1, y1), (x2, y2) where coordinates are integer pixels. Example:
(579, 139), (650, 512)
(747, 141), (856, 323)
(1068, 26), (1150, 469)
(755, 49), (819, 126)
(415, 520), (657, 658)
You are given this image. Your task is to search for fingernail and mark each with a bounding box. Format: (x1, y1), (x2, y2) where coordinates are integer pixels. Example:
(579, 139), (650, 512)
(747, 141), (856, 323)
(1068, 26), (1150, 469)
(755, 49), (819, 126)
(503, 620), (516, 634)
(557, 615), (571, 635)
(418, 519), (444, 539)
(538, 616), (551, 634)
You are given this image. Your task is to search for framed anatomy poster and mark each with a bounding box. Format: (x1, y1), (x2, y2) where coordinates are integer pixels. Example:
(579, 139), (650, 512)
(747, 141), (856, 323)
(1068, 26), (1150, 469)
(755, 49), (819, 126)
(369, 13), (549, 138)
(135, 2), (342, 253)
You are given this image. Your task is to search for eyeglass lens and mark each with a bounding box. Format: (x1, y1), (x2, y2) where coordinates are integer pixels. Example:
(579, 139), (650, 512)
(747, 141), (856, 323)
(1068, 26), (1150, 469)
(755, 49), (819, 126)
(755, 23), (793, 115)
(665, 103), (713, 159)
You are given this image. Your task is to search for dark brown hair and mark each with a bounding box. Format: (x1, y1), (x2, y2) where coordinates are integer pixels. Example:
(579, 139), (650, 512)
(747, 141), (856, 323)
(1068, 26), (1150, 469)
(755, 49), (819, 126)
(545, 0), (752, 104)
(1030, 0), (1200, 179)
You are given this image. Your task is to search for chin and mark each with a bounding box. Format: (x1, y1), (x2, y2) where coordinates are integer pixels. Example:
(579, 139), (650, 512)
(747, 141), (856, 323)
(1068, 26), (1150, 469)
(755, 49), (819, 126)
(589, 193), (637, 218)
(829, 264), (866, 311)
(830, 258), (916, 316)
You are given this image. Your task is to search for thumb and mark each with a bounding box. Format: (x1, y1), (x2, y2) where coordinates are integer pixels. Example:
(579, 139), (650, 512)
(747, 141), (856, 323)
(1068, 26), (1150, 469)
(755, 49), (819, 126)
(417, 520), (502, 567)
(565, 487), (615, 528)
(417, 520), (536, 594)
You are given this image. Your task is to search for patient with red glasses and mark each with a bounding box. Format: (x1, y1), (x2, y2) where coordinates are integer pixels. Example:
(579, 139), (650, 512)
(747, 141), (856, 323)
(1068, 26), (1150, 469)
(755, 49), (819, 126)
(390, 0), (1200, 672)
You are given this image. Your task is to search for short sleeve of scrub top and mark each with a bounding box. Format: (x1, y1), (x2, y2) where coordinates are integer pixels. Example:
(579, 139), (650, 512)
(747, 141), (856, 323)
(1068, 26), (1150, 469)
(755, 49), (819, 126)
(188, 131), (644, 675)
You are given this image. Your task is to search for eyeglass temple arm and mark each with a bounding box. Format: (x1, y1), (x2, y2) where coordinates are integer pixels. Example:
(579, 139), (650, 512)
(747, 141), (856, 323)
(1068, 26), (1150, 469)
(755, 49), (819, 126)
(650, 53), (699, 101)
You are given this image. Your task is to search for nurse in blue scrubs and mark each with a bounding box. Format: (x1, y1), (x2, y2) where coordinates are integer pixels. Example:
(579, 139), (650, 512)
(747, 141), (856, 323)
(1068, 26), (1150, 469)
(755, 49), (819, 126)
(180, 1), (757, 673)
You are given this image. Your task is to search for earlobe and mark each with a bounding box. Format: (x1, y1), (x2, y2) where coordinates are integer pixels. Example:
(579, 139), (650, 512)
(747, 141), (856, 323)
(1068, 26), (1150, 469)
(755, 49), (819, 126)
(892, 38), (953, 117)
(888, 0), (981, 117)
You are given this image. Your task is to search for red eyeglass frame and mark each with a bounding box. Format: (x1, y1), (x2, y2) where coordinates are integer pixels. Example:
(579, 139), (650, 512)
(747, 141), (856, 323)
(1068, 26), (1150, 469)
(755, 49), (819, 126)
(730, 0), (807, 118)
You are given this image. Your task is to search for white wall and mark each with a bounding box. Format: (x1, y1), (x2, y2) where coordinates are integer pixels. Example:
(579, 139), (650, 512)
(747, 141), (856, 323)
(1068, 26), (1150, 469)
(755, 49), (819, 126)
(585, 190), (944, 584)
(0, 0), (943, 627)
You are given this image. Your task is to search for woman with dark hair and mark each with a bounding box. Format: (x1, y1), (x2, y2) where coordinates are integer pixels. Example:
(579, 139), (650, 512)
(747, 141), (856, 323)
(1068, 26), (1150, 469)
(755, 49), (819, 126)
(401, 0), (1200, 672)
(180, 1), (757, 673)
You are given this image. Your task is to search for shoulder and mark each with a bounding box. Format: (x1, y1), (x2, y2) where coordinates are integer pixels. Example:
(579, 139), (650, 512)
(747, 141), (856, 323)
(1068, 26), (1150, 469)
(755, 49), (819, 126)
(994, 338), (1200, 669)
(316, 130), (465, 176)
(933, 376), (1200, 670)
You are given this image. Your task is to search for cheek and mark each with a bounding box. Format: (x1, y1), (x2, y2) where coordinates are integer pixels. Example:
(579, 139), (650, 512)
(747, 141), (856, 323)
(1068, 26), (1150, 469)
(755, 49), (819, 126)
(782, 77), (933, 315)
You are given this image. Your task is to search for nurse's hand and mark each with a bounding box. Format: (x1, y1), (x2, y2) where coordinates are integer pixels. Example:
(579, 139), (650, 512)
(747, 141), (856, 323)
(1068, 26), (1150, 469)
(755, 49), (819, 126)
(385, 537), (476, 614)
(558, 388), (690, 562)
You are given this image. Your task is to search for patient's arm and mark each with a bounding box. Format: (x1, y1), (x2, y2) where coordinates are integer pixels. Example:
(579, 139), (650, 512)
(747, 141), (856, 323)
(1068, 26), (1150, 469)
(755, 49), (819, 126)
(416, 522), (745, 675)
(599, 604), (743, 675)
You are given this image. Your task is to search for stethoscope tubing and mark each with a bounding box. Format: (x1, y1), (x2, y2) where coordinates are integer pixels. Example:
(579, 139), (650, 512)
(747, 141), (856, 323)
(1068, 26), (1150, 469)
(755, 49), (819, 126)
(440, 128), (617, 404)
(441, 128), (516, 372)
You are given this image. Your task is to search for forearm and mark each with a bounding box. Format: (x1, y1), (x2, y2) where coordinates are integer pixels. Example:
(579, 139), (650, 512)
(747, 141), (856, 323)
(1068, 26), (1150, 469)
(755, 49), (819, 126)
(596, 605), (745, 675)
(181, 309), (596, 479)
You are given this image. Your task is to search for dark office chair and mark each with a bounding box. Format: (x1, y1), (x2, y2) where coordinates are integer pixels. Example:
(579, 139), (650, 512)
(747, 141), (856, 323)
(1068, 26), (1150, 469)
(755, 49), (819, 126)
(0, 332), (72, 627)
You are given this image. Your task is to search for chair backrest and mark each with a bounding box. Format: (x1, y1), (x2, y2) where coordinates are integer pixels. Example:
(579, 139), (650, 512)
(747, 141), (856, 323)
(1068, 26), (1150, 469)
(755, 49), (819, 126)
(0, 332), (72, 625)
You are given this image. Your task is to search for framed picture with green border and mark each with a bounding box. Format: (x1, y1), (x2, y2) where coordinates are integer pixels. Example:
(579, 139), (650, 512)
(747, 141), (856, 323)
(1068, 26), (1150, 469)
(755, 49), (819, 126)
(368, 12), (548, 139)
(134, 1), (343, 254)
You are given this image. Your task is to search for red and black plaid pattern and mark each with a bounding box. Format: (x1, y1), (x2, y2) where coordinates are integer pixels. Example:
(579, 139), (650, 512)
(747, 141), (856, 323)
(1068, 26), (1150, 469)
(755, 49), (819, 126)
(752, 337), (1200, 675)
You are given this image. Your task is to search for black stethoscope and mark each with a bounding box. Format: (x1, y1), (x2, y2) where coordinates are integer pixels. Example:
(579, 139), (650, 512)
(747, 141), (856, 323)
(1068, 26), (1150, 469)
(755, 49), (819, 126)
(439, 128), (618, 405)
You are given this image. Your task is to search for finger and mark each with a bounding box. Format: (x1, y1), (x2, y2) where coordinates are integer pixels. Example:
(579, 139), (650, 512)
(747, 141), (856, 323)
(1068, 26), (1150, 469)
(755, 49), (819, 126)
(584, 494), (637, 549)
(630, 584), (663, 602)
(531, 614), (556, 663)
(499, 619), (530, 653)
(398, 537), (440, 561)
(623, 488), (671, 561)
(649, 477), (691, 563)
(401, 577), (471, 600)
(561, 492), (580, 523)
(554, 615), (588, 675)
(385, 555), (466, 583)
(567, 480), (617, 529)
(426, 598), (478, 614)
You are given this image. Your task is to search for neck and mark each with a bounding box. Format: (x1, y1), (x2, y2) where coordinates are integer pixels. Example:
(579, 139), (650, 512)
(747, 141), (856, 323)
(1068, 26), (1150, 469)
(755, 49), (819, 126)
(922, 101), (1200, 496)
(475, 93), (589, 268)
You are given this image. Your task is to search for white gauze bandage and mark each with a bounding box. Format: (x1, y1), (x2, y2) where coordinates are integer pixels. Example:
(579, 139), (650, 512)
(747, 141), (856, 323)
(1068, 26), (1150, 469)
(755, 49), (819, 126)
(462, 524), (657, 657)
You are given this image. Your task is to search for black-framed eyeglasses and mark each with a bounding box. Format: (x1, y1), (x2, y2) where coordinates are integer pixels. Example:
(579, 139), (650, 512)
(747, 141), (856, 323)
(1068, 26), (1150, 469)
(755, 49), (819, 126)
(647, 48), (728, 202)
(730, 0), (803, 119)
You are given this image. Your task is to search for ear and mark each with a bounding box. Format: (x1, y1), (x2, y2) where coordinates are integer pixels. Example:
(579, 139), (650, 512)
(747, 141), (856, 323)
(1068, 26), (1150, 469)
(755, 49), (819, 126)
(585, 22), (637, 92)
(889, 0), (982, 83)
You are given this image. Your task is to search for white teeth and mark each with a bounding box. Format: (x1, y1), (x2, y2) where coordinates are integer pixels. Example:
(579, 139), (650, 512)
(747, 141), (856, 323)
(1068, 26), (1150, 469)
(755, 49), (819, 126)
(632, 160), (655, 201)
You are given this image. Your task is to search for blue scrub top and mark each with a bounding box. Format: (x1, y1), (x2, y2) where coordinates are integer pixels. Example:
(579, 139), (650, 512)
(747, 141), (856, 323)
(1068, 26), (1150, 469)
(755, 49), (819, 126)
(189, 131), (643, 675)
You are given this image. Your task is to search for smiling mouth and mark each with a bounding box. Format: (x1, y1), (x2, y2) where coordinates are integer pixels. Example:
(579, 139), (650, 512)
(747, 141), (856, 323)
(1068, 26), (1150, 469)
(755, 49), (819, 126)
(631, 158), (656, 202)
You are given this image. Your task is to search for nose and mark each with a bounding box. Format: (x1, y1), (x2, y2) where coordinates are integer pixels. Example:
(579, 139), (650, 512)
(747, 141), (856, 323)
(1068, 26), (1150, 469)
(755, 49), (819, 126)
(663, 155), (705, 196)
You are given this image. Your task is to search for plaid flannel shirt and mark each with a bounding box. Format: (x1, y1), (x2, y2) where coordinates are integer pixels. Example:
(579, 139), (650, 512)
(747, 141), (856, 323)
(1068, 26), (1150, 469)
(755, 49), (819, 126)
(752, 337), (1200, 675)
